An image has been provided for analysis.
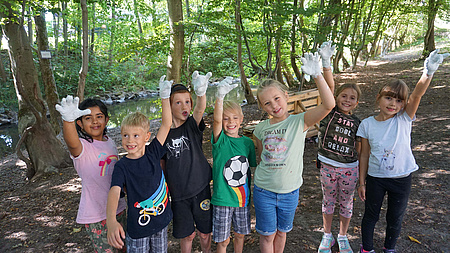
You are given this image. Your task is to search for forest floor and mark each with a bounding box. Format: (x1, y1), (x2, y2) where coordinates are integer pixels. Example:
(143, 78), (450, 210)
(1, 47), (449, 253)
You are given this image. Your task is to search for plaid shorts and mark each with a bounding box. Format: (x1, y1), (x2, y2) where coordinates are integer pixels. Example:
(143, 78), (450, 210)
(126, 225), (168, 253)
(84, 210), (127, 253)
(212, 205), (251, 243)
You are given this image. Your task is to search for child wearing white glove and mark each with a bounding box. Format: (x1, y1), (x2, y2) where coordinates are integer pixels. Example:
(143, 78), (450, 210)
(357, 49), (448, 253)
(55, 96), (127, 252)
(161, 71), (213, 253)
(211, 77), (256, 253)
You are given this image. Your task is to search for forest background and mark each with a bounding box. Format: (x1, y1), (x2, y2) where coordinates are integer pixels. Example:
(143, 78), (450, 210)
(1, 0), (449, 179)
(0, 0), (449, 252)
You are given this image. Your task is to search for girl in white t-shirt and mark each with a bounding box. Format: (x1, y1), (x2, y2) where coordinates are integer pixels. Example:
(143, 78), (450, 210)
(253, 52), (335, 253)
(56, 96), (127, 252)
(357, 50), (449, 253)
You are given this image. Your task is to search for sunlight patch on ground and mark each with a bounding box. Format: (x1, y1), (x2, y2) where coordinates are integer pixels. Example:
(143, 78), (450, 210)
(5, 231), (28, 240)
(6, 196), (21, 202)
(432, 85), (447, 89)
(15, 160), (26, 167)
(365, 60), (389, 66)
(35, 215), (64, 227)
(413, 141), (449, 152)
(51, 178), (82, 193)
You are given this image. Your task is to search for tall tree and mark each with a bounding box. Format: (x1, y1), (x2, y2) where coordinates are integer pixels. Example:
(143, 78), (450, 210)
(77, 0), (89, 101)
(34, 10), (62, 134)
(235, 0), (256, 104)
(1, 0), (71, 180)
(167, 0), (184, 83)
(423, 0), (440, 56)
(109, 0), (116, 66)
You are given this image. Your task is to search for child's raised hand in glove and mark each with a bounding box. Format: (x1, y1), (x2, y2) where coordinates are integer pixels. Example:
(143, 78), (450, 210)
(55, 95), (91, 122)
(424, 49), (450, 76)
(318, 41), (336, 69)
(192, 70), (212, 97)
(301, 52), (322, 78)
(215, 77), (237, 100)
(159, 75), (173, 99)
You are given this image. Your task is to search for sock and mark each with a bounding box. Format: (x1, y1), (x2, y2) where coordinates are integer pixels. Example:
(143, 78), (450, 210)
(324, 232), (332, 237)
(338, 234), (347, 238)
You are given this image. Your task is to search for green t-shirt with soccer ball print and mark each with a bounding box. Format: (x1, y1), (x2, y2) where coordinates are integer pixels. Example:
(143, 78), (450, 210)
(211, 131), (257, 207)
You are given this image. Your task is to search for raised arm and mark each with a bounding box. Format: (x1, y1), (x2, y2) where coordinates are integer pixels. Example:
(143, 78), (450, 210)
(55, 95), (91, 157)
(318, 41), (336, 92)
(406, 49), (449, 119)
(213, 77), (237, 142)
(192, 71), (211, 125)
(301, 52), (335, 129)
(156, 75), (173, 145)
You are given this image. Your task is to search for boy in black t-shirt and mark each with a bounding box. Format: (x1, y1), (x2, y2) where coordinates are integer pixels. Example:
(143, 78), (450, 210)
(106, 76), (173, 253)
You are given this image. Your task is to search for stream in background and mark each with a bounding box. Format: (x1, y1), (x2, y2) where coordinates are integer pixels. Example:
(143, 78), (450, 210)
(0, 85), (247, 157)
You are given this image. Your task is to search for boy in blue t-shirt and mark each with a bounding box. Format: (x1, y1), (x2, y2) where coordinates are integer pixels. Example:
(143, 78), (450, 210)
(106, 76), (173, 253)
(211, 77), (257, 253)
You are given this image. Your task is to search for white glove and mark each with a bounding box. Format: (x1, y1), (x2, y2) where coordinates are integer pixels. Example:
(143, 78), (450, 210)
(159, 75), (173, 99)
(215, 77), (237, 100)
(192, 70), (212, 97)
(301, 52), (322, 78)
(55, 95), (91, 122)
(424, 49), (450, 76)
(318, 41), (336, 69)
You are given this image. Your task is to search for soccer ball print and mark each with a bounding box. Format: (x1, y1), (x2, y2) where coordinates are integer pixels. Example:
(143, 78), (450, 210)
(223, 155), (249, 187)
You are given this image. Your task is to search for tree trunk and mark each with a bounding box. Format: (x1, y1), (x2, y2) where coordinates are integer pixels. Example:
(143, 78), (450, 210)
(0, 39), (7, 82)
(133, 0), (143, 35)
(167, 0), (184, 83)
(62, 1), (68, 70)
(34, 11), (62, 134)
(185, 0), (190, 18)
(1, 2), (71, 180)
(235, 0), (256, 104)
(90, 2), (95, 54)
(423, 0), (438, 57)
(78, 0), (89, 101)
(109, 0), (116, 66)
(27, 7), (33, 45)
(53, 8), (59, 57)
(290, 0), (302, 85)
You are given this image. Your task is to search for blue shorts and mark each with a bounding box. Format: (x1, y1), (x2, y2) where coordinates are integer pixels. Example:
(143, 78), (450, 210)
(253, 185), (299, 235)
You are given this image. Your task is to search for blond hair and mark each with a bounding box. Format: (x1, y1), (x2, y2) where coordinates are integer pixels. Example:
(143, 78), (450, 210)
(256, 79), (288, 106)
(121, 111), (150, 132)
(223, 100), (243, 117)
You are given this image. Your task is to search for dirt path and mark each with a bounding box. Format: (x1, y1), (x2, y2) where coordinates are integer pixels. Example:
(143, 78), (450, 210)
(1, 50), (449, 252)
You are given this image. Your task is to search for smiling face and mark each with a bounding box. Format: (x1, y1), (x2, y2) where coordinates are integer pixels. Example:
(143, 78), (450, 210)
(376, 89), (405, 120)
(258, 86), (289, 123)
(222, 108), (243, 138)
(336, 87), (359, 115)
(170, 92), (192, 126)
(121, 126), (151, 159)
(76, 106), (108, 141)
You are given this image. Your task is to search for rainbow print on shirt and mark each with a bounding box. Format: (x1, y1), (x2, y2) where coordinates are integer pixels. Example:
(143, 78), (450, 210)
(98, 154), (118, 176)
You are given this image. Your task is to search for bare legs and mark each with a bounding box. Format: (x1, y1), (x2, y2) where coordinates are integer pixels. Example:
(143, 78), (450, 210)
(323, 213), (351, 236)
(260, 230), (287, 253)
(180, 231), (211, 253)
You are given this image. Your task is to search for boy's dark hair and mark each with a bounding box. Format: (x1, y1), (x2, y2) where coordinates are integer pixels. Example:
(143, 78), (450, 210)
(76, 98), (109, 143)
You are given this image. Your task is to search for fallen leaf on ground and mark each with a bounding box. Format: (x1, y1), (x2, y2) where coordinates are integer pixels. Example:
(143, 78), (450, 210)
(408, 235), (421, 244)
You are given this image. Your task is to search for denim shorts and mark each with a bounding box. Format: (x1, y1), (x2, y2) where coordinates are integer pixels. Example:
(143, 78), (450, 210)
(253, 185), (299, 235)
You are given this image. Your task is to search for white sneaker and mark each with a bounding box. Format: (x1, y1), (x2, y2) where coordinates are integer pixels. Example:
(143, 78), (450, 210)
(318, 233), (335, 253)
(337, 235), (353, 253)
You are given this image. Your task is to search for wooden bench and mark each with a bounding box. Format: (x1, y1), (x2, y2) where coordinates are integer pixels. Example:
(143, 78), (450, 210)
(243, 88), (321, 139)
